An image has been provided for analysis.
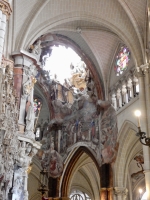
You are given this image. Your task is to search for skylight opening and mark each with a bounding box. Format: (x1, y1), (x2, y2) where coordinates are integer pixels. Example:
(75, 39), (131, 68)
(141, 192), (147, 200)
(44, 45), (83, 85)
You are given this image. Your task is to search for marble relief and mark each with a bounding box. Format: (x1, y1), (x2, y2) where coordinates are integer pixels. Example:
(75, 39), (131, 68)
(98, 100), (118, 164)
(28, 42), (119, 178)
(40, 70), (118, 178)
(0, 54), (41, 200)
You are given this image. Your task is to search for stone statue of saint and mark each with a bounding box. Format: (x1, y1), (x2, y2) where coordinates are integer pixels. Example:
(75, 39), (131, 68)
(32, 40), (42, 61)
(25, 102), (35, 138)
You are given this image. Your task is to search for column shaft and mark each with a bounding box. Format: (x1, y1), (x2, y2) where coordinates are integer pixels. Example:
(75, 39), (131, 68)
(100, 188), (108, 200)
(107, 188), (113, 200)
(144, 71), (150, 136)
(138, 72), (150, 200)
(0, 14), (6, 62)
(58, 129), (61, 153)
(144, 170), (150, 200)
(13, 66), (23, 106)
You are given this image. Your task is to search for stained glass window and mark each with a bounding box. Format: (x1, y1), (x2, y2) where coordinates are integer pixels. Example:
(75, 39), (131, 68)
(114, 46), (130, 76)
(33, 98), (42, 117)
(35, 127), (40, 140)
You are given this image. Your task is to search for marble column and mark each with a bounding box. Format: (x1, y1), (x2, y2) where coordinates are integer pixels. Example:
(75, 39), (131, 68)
(0, 0), (12, 63)
(100, 188), (108, 200)
(107, 188), (114, 200)
(143, 69), (150, 200)
(0, 14), (6, 61)
(12, 52), (39, 133)
(100, 164), (113, 200)
(144, 170), (150, 200)
(144, 2), (150, 196)
(144, 69), (150, 136)
(23, 170), (29, 200)
(13, 65), (23, 107)
(137, 67), (150, 200)
(58, 129), (61, 153)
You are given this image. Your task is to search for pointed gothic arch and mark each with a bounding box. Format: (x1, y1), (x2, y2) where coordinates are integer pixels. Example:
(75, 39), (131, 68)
(60, 146), (100, 199)
(114, 120), (142, 187)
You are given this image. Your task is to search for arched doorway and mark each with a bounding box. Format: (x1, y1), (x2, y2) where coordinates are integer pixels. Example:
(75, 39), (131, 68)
(60, 147), (100, 200)
(70, 190), (91, 200)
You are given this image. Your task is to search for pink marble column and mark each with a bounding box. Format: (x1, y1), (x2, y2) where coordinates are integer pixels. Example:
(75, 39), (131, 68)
(13, 67), (23, 107)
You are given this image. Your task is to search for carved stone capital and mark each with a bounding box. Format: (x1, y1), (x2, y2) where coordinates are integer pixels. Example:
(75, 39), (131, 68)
(100, 187), (107, 192)
(140, 63), (149, 72)
(12, 50), (40, 69)
(136, 63), (149, 77)
(0, 0), (12, 20)
(114, 187), (128, 197)
(107, 187), (113, 192)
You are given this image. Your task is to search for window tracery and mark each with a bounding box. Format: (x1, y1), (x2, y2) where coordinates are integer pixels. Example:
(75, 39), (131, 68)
(70, 190), (91, 200)
(33, 98), (42, 115)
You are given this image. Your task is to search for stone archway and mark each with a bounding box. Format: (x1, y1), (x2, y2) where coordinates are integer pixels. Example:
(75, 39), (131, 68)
(60, 146), (100, 200)
(32, 33), (104, 100)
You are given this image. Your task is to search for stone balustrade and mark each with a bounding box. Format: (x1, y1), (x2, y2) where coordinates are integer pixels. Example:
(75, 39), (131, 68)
(109, 71), (139, 111)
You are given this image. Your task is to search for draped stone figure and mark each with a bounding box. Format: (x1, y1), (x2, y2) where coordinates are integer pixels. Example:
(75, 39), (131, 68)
(25, 103), (35, 138)
(31, 40), (42, 61)
(48, 150), (63, 178)
(97, 100), (118, 164)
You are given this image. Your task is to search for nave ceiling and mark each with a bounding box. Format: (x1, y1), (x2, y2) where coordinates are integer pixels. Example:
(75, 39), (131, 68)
(10, 0), (147, 94)
(1, 1), (148, 199)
